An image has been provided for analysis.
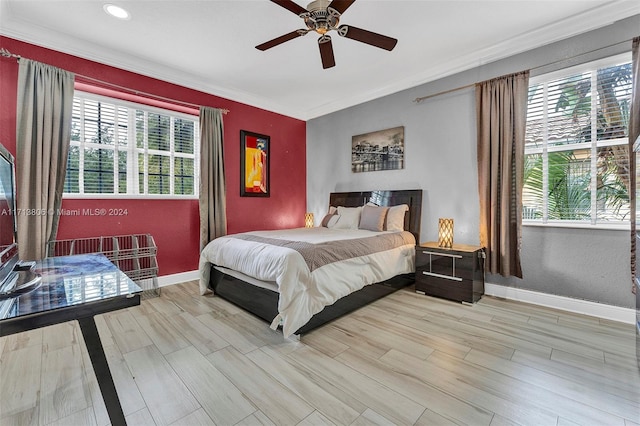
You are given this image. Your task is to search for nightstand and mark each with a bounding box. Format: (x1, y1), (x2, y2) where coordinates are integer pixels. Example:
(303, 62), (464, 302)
(415, 242), (485, 304)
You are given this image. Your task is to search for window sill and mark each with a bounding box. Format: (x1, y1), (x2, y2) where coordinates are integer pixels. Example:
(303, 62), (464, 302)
(62, 194), (198, 201)
(522, 220), (630, 231)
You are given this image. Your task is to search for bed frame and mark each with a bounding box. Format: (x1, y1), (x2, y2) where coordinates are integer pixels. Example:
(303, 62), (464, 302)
(208, 189), (423, 336)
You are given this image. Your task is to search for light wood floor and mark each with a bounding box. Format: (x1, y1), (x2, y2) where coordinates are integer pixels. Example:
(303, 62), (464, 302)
(1, 281), (638, 426)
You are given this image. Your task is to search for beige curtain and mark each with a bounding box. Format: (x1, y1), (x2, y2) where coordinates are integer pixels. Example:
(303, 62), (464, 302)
(631, 37), (640, 295)
(199, 107), (227, 250)
(16, 59), (74, 260)
(476, 71), (529, 278)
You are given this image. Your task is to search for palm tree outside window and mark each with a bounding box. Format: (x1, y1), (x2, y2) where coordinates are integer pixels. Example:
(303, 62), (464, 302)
(523, 53), (632, 225)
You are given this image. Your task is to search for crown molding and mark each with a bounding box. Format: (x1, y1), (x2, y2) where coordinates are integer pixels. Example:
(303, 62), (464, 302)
(0, 13), (306, 119)
(303, 2), (640, 119)
(2, 1), (638, 121)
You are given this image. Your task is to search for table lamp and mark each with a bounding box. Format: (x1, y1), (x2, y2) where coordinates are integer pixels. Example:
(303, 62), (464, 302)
(438, 218), (454, 248)
(305, 212), (314, 228)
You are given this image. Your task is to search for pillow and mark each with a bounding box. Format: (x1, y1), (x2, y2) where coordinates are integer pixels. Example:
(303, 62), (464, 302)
(385, 204), (409, 231)
(332, 206), (362, 229)
(320, 212), (336, 227)
(325, 214), (341, 228)
(359, 205), (389, 232)
(328, 206), (337, 215)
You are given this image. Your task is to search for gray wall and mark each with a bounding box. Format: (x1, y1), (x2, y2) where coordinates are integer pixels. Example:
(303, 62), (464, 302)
(307, 15), (639, 309)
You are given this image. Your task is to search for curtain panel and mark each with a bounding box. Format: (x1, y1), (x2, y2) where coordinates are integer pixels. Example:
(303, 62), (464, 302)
(476, 71), (530, 278)
(631, 36), (640, 295)
(199, 106), (227, 251)
(16, 59), (74, 260)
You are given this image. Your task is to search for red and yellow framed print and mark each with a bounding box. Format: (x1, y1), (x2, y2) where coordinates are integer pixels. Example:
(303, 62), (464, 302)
(240, 130), (270, 197)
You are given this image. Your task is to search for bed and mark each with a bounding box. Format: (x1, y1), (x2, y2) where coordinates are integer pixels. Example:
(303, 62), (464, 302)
(199, 189), (422, 337)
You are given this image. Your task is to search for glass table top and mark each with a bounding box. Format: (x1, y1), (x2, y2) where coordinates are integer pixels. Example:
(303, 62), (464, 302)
(0, 253), (142, 320)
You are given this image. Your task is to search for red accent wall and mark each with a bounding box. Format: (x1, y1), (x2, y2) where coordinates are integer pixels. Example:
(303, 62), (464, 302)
(0, 36), (307, 276)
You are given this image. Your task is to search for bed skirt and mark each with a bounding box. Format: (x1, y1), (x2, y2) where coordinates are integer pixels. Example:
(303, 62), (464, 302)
(209, 265), (414, 336)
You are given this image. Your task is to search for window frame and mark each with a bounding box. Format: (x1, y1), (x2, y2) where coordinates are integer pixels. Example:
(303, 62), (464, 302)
(522, 53), (631, 230)
(65, 91), (199, 200)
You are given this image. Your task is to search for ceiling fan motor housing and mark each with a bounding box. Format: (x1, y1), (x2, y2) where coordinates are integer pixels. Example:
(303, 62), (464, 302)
(304, 0), (341, 35)
(258, 0), (397, 69)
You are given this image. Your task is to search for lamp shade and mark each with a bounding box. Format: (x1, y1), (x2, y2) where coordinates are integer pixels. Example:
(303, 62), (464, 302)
(305, 212), (314, 228)
(438, 218), (454, 248)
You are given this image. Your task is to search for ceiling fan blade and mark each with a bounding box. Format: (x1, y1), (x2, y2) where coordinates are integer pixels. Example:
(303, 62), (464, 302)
(270, 0), (309, 16)
(328, 0), (356, 15)
(318, 35), (336, 69)
(337, 25), (397, 51)
(256, 30), (307, 51)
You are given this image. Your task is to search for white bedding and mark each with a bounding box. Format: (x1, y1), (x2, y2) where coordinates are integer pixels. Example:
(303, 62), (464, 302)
(199, 227), (415, 337)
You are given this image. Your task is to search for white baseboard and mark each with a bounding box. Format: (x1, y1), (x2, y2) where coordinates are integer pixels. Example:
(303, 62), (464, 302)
(157, 270), (199, 288)
(485, 283), (636, 325)
(150, 272), (636, 325)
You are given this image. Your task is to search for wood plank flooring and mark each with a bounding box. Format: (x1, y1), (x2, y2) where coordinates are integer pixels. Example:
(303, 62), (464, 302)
(1, 281), (638, 425)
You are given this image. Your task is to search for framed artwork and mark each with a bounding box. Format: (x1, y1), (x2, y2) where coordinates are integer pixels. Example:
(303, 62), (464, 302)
(240, 130), (270, 197)
(351, 126), (405, 173)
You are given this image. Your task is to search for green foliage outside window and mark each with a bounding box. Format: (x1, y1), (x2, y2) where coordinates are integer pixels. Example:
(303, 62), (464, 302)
(523, 59), (631, 223)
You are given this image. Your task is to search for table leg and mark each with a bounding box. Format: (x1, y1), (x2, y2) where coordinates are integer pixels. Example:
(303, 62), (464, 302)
(78, 316), (127, 426)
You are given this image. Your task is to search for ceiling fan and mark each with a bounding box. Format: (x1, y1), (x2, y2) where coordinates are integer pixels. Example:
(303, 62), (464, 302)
(256, 0), (398, 69)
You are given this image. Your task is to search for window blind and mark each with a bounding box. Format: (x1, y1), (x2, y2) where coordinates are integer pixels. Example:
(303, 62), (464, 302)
(523, 54), (631, 224)
(66, 92), (199, 197)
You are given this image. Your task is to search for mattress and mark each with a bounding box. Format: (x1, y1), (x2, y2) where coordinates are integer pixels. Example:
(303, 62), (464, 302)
(199, 227), (415, 337)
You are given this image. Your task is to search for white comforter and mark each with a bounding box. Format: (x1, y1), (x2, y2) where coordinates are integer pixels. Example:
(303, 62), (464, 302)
(199, 227), (415, 337)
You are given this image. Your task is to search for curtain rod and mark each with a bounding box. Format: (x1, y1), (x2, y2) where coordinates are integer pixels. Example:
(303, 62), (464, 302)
(412, 38), (634, 104)
(0, 47), (229, 114)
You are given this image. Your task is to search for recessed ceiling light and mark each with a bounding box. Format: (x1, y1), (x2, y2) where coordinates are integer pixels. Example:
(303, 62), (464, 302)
(103, 4), (130, 20)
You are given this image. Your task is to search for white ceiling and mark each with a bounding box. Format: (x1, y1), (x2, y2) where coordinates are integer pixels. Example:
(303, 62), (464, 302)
(1, 0), (639, 120)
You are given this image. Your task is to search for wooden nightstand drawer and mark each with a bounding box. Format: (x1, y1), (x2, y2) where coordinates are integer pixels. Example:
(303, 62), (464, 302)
(415, 242), (485, 303)
(415, 249), (476, 281)
(415, 273), (483, 303)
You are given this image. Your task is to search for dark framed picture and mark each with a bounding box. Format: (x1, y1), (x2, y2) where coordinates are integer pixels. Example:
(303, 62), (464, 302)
(351, 126), (405, 173)
(240, 130), (270, 197)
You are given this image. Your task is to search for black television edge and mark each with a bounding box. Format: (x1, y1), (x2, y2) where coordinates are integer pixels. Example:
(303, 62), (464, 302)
(0, 143), (18, 291)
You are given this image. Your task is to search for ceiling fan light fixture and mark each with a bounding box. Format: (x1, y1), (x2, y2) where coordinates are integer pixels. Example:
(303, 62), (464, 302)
(103, 4), (130, 20)
(258, 0), (396, 69)
(316, 22), (329, 35)
(304, 0), (340, 35)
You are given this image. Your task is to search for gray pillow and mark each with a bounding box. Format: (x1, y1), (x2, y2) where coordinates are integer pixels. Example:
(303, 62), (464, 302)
(359, 205), (389, 232)
(321, 212), (336, 227)
(326, 214), (341, 228)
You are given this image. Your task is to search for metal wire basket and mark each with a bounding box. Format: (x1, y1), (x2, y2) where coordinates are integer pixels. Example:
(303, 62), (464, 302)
(47, 234), (160, 298)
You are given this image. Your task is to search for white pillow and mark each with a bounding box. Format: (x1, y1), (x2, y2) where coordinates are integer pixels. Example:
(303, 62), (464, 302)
(332, 206), (362, 229)
(385, 204), (408, 231)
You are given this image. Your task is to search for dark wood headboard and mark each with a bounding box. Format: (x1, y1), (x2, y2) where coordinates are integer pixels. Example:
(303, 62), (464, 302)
(329, 189), (422, 242)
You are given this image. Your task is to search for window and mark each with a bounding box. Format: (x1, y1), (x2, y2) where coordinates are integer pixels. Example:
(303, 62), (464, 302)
(523, 54), (631, 225)
(66, 92), (199, 197)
